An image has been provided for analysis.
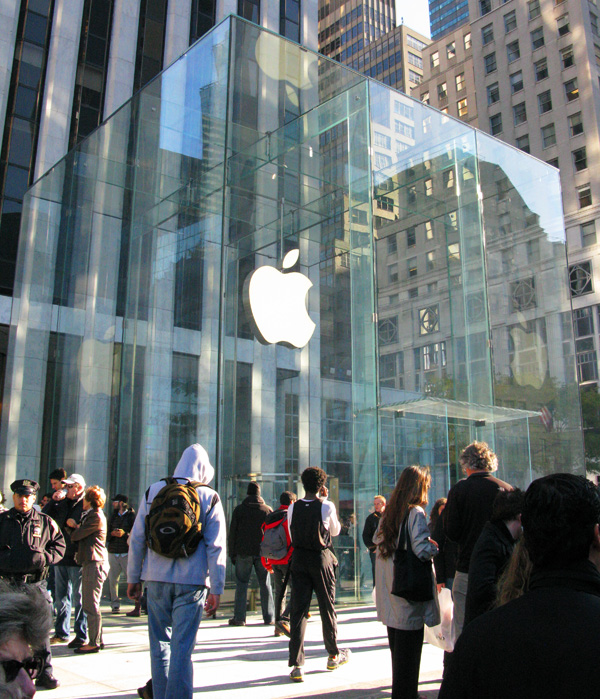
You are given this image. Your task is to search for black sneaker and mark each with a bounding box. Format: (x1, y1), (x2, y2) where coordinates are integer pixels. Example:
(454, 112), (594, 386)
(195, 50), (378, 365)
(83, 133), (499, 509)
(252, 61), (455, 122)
(228, 618), (246, 626)
(35, 673), (60, 690)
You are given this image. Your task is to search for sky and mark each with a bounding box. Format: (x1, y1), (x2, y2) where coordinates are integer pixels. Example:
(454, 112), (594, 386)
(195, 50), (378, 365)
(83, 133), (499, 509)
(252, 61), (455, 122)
(396, 0), (431, 38)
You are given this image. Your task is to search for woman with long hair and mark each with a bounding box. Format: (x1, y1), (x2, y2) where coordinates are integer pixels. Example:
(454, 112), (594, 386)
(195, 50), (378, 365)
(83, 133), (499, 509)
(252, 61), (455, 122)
(375, 466), (439, 699)
(68, 486), (110, 654)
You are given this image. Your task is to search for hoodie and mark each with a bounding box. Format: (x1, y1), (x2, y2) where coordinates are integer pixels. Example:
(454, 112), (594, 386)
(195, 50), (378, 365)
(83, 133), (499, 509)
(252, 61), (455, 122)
(127, 444), (227, 593)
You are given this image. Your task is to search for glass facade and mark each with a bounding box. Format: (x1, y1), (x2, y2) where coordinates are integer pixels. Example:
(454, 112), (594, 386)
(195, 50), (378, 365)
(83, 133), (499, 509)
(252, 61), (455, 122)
(0, 17), (583, 600)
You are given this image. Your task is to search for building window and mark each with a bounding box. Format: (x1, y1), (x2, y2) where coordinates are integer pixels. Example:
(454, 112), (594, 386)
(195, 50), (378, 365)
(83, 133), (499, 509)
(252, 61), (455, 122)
(456, 72), (465, 91)
(504, 10), (517, 32)
(419, 306), (439, 334)
(538, 90), (552, 113)
(443, 168), (455, 189)
(280, 0), (300, 42)
(591, 12), (599, 38)
(485, 52), (497, 74)
(464, 32), (471, 50)
(569, 261), (593, 296)
(578, 185), (593, 208)
(507, 41), (520, 63)
(409, 70), (422, 84)
(557, 14), (570, 36)
(565, 78), (579, 101)
(528, 0), (541, 19)
(480, 0), (492, 15)
(421, 91), (430, 104)
(487, 82), (500, 104)
(534, 57), (548, 81)
(407, 257), (417, 277)
(573, 147), (587, 171)
(582, 221), (596, 246)
(516, 134), (530, 153)
(447, 41), (456, 59)
(513, 102), (527, 125)
(379, 317), (398, 344)
(561, 45), (574, 68)
(426, 251), (435, 271)
(511, 278), (536, 312)
(406, 227), (416, 247)
(438, 82), (447, 100)
(431, 51), (439, 68)
(541, 123), (556, 148)
(574, 307), (594, 338)
(425, 178), (433, 196)
(387, 234), (397, 253)
(482, 23), (494, 45)
(530, 26), (544, 50)
(569, 112), (583, 136)
(388, 263), (399, 283)
(510, 70), (523, 93)
(490, 113), (502, 135)
(547, 157), (559, 168)
(458, 98), (468, 117)
(425, 220), (434, 239)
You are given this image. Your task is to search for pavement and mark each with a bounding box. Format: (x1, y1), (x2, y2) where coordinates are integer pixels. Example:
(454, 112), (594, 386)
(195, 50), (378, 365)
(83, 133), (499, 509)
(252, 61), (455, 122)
(46, 602), (444, 698)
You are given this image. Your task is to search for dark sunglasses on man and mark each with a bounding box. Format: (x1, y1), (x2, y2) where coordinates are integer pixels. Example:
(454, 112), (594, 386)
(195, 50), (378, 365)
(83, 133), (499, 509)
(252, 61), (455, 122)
(1, 655), (43, 682)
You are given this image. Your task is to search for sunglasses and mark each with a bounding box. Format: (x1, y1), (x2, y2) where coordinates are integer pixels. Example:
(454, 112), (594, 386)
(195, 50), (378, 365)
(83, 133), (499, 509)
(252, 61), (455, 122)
(1, 656), (43, 682)
(66, 484), (79, 489)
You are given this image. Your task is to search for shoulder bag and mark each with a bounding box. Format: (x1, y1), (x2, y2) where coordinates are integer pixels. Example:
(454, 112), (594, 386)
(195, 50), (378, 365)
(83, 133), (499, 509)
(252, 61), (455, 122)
(391, 511), (434, 602)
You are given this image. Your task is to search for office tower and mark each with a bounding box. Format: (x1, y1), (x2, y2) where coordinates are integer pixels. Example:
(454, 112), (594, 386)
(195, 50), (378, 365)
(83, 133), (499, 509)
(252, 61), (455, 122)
(429, 0), (470, 40)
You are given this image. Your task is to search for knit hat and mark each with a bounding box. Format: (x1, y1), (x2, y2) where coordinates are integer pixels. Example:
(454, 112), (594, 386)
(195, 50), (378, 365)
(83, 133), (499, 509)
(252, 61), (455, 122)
(247, 482), (261, 496)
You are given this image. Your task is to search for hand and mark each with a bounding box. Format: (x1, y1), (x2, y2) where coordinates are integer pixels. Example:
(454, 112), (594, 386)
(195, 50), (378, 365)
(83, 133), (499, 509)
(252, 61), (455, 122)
(52, 490), (66, 501)
(437, 583), (446, 593)
(111, 529), (123, 537)
(127, 582), (142, 602)
(204, 594), (221, 615)
(319, 486), (329, 499)
(66, 518), (78, 529)
(429, 537), (439, 549)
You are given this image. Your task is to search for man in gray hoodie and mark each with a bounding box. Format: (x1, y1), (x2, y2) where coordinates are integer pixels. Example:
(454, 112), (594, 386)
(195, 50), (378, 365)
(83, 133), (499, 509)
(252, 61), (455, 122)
(127, 444), (226, 699)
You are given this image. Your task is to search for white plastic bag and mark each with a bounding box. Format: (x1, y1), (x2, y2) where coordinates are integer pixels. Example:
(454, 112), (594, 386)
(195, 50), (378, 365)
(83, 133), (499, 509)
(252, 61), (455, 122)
(424, 587), (455, 652)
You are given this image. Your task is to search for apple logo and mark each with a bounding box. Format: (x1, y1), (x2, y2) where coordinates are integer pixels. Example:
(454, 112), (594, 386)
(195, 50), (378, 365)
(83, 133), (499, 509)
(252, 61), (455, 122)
(243, 249), (315, 349)
(509, 322), (548, 389)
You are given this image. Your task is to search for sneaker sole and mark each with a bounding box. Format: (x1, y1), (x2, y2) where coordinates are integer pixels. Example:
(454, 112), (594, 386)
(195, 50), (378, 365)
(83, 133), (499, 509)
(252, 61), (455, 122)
(290, 673), (304, 682)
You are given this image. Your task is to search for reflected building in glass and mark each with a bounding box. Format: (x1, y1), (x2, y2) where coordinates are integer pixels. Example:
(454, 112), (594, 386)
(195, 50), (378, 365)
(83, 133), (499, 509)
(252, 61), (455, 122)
(0, 16), (583, 598)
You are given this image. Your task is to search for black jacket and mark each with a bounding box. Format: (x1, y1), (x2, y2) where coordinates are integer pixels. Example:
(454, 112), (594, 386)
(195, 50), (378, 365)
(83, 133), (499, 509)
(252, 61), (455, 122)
(464, 520), (516, 625)
(229, 495), (272, 559)
(0, 507), (66, 575)
(444, 471), (513, 573)
(106, 508), (136, 554)
(362, 511), (382, 552)
(431, 511), (458, 584)
(44, 495), (85, 566)
(439, 560), (600, 699)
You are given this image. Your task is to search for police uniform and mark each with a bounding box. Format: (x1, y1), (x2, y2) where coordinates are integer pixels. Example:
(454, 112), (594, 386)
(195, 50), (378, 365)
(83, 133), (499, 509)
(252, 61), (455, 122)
(0, 479), (66, 689)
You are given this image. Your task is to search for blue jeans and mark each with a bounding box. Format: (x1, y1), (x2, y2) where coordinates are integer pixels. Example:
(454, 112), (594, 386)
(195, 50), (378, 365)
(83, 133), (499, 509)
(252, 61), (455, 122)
(147, 581), (207, 699)
(233, 555), (274, 623)
(54, 565), (87, 641)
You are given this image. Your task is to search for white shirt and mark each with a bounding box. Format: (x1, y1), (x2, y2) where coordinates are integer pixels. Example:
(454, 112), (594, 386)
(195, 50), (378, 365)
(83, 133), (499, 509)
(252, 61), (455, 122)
(287, 498), (341, 543)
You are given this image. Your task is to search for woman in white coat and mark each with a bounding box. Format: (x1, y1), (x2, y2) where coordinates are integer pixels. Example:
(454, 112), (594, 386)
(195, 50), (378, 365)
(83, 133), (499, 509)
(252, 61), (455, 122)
(375, 466), (439, 699)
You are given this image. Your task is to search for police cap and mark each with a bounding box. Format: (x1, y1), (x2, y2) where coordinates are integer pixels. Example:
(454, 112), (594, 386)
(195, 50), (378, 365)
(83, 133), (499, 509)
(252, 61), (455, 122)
(11, 479), (40, 496)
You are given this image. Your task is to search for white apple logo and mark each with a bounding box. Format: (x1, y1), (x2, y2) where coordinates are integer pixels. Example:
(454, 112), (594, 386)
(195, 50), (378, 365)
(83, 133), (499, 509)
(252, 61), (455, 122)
(509, 324), (548, 389)
(244, 249), (315, 349)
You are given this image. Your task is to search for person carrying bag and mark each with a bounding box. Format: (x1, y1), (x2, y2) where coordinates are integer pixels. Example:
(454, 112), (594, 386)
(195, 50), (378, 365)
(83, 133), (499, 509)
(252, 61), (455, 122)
(374, 466), (440, 699)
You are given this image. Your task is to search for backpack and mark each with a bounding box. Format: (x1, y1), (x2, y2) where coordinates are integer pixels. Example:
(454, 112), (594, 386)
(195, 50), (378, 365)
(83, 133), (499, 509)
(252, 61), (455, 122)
(260, 509), (290, 562)
(144, 477), (213, 559)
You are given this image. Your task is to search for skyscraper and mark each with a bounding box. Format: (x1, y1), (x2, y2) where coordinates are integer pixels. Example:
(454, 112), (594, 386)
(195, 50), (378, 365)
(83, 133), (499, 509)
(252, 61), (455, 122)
(429, 0), (470, 40)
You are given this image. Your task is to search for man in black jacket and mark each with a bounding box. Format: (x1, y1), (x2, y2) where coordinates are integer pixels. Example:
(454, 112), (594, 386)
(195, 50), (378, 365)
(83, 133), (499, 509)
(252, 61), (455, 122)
(443, 441), (512, 639)
(463, 488), (524, 626)
(361, 495), (385, 587)
(45, 473), (88, 648)
(0, 479), (66, 690)
(440, 473), (600, 699)
(228, 482), (274, 626)
(107, 494), (137, 615)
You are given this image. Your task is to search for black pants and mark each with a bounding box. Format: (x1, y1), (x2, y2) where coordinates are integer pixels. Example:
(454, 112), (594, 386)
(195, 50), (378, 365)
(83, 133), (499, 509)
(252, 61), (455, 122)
(272, 563), (291, 622)
(288, 548), (338, 667)
(387, 626), (424, 699)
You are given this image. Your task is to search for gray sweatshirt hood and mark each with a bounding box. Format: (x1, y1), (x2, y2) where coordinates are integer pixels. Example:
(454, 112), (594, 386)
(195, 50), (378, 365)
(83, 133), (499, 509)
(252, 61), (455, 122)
(173, 443), (214, 484)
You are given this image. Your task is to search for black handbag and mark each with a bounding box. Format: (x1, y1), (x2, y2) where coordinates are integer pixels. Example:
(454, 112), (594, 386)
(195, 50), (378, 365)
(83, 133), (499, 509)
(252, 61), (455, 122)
(391, 512), (434, 602)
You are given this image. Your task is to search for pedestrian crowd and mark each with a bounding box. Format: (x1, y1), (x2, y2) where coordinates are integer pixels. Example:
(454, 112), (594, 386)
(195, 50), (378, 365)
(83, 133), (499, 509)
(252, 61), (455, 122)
(1, 439), (600, 699)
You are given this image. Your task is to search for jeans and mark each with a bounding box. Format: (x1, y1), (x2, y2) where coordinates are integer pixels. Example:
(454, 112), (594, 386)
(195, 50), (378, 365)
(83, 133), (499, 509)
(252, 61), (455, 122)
(233, 555), (274, 623)
(54, 565), (88, 641)
(147, 581), (207, 699)
(451, 571), (468, 642)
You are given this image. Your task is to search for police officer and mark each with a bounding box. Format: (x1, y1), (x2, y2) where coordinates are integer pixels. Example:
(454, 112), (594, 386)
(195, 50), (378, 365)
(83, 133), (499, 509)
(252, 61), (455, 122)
(0, 479), (66, 690)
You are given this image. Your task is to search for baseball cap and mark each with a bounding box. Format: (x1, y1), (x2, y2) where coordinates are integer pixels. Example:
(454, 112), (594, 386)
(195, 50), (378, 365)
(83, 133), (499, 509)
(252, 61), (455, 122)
(62, 474), (86, 488)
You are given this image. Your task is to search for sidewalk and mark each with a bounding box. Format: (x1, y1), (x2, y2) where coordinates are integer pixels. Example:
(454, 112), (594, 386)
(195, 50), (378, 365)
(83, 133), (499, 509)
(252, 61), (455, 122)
(47, 603), (444, 698)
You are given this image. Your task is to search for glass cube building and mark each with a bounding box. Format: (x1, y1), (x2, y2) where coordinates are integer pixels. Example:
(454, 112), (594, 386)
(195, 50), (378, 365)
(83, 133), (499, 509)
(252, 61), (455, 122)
(0, 16), (583, 598)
